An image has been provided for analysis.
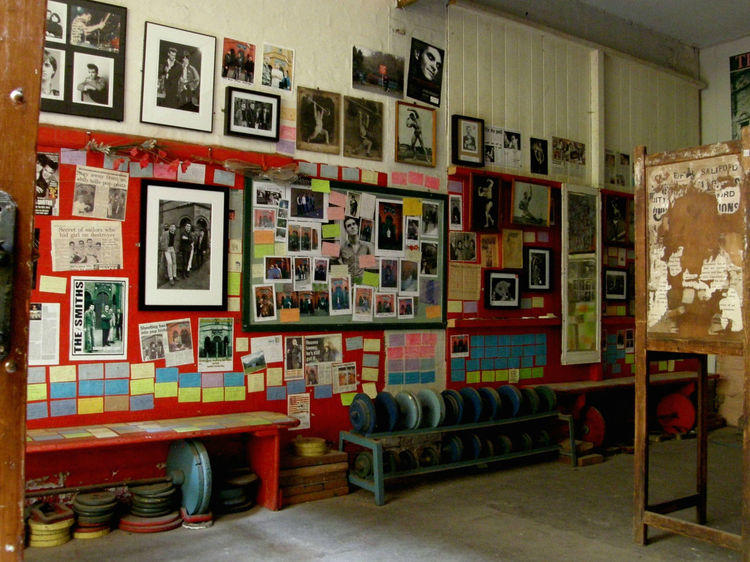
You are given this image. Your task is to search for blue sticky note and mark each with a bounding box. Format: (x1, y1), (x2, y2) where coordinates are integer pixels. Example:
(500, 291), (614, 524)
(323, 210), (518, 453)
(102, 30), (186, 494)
(521, 356), (534, 368)
(213, 169), (236, 186)
(60, 148), (86, 165)
(495, 358), (508, 370)
(447, 180), (463, 193)
(511, 346), (524, 358)
(267, 386), (286, 401)
(179, 373), (201, 388)
(346, 336), (363, 351)
(388, 373), (404, 385)
(536, 333), (547, 344)
(156, 367), (179, 383)
(297, 161), (318, 177)
(105, 362), (130, 379)
(511, 335), (524, 346)
(79, 363), (104, 380)
(50, 399), (77, 417)
(451, 370), (465, 382)
(508, 357), (521, 369)
(224, 372), (244, 387)
(535, 355), (547, 367)
(486, 347), (499, 358)
(79, 380), (104, 397)
(466, 359), (480, 372)
(28, 367), (46, 384)
(485, 335), (498, 346)
(314, 385), (333, 399)
(404, 371), (419, 385)
(420, 371), (436, 384)
(470, 336), (484, 347)
(50, 382), (76, 399)
(27, 402), (48, 420)
(472, 347), (485, 359)
(481, 359), (494, 370)
(320, 164), (338, 179)
(103, 155), (129, 171)
(499, 335), (509, 346)
(363, 354), (380, 368)
(105, 379), (129, 396)
(287, 379), (305, 394)
(130, 395), (155, 411)
(341, 167), (360, 181)
(451, 358), (465, 370)
(612, 363), (622, 374)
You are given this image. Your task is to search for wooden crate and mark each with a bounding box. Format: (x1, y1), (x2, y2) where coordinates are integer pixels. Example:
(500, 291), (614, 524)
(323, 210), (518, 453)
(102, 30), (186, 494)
(280, 450), (349, 507)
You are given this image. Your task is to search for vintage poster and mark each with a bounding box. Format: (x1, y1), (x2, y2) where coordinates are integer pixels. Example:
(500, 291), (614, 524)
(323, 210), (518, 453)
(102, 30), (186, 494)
(35, 152), (60, 216)
(483, 125), (503, 165)
(197, 317), (233, 372)
(332, 361), (358, 394)
(69, 276), (128, 361)
(241, 351), (266, 375)
(480, 234), (499, 268)
(304, 334), (343, 365)
(287, 393), (311, 430)
(501, 229), (523, 269)
(502, 129), (522, 169)
(51, 220), (123, 271)
(447, 263), (481, 301)
(72, 165), (129, 220)
(730, 51), (750, 140)
(28, 303), (60, 366)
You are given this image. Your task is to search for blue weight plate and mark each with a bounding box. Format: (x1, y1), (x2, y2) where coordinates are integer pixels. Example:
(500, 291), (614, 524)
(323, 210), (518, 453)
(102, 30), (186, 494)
(374, 391), (399, 432)
(497, 385), (523, 417)
(461, 433), (482, 460)
(441, 435), (463, 463)
(441, 390), (464, 426)
(166, 440), (205, 516)
(458, 387), (482, 424)
(349, 393), (376, 433)
(395, 391), (422, 430)
(417, 389), (445, 428)
(188, 439), (212, 515)
(477, 387), (500, 421)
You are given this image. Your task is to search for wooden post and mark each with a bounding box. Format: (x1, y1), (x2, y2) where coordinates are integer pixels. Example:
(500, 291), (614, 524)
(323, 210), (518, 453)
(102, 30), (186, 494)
(741, 125), (750, 561)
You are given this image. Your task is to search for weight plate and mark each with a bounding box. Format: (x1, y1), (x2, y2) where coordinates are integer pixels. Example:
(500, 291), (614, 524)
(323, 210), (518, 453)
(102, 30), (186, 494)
(477, 387), (501, 420)
(461, 433), (482, 460)
(353, 451), (374, 479)
(395, 391), (422, 430)
(397, 449), (419, 471)
(28, 535), (71, 548)
(28, 518), (74, 531)
(418, 445), (440, 467)
(497, 385), (522, 417)
(481, 437), (495, 458)
(225, 472), (259, 487)
(119, 518), (183, 534)
(27, 528), (71, 538)
(71, 505), (115, 518)
(118, 511), (181, 528)
(30, 503), (74, 524)
(74, 528), (110, 539)
(521, 387), (541, 415)
(218, 494), (250, 508)
(76, 513), (115, 525)
(76, 519), (114, 528)
(535, 429), (551, 447)
(383, 450), (399, 474)
(73, 523), (109, 533)
(494, 434), (513, 455)
(656, 393), (696, 434)
(441, 390), (464, 426)
(129, 481), (174, 497)
(581, 405), (606, 447)
(441, 435), (464, 463)
(416, 389), (445, 428)
(458, 387), (482, 424)
(374, 391), (399, 432)
(217, 487), (245, 501)
(167, 440), (205, 516)
(132, 494), (176, 507)
(518, 432), (534, 451)
(535, 386), (557, 412)
(189, 440), (213, 515)
(130, 504), (173, 515)
(349, 393), (376, 434)
(74, 491), (116, 507)
(180, 508), (213, 523)
(219, 499), (255, 514)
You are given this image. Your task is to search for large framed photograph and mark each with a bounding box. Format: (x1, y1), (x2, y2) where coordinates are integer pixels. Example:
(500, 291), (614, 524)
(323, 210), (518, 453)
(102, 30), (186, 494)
(343, 96), (383, 161)
(41, 0), (127, 120)
(225, 87), (280, 142)
(484, 270), (520, 309)
(604, 269), (627, 300)
(470, 174), (500, 231)
(395, 101), (436, 167)
(511, 180), (551, 227)
(297, 86), (341, 154)
(406, 38), (444, 107)
(525, 247), (551, 291)
(452, 114), (484, 167)
(70, 276), (128, 361)
(139, 180), (229, 310)
(140, 22), (216, 132)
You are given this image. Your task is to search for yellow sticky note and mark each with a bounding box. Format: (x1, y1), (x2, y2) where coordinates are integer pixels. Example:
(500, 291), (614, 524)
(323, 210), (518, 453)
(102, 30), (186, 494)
(426, 305), (441, 319)
(447, 318), (456, 328)
(361, 367), (379, 381)
(228, 297), (241, 311)
(362, 383), (377, 398)
(202, 387), (224, 403)
(280, 106), (296, 121)
(330, 264), (348, 277)
(252, 263), (265, 279)
(49, 365), (76, 382)
(275, 242), (287, 255)
(466, 371), (481, 384)
(254, 230), (275, 244)
(247, 372), (264, 392)
(236, 337), (249, 352)
(311, 179), (331, 193)
(130, 363), (155, 379)
(617, 306), (627, 316)
(280, 308), (300, 322)
(361, 170), (378, 184)
(405, 249), (421, 262)
(362, 271), (379, 287)
(131, 378), (154, 395)
(154, 382), (178, 398)
(532, 296), (545, 308)
(27, 383), (48, 401)
(363, 339), (381, 352)
(448, 300), (462, 313)
(668, 360), (675, 372)
(227, 272), (241, 296)
(78, 397), (104, 415)
(403, 197), (422, 216)
(39, 275), (67, 294)
(88, 427), (118, 438)
(266, 367), (283, 386)
(523, 231), (536, 243)
(253, 244), (275, 258)
(321, 223), (340, 238)
(482, 370), (495, 382)
(225, 386), (246, 401)
(178, 387), (201, 402)
(340, 392), (357, 406)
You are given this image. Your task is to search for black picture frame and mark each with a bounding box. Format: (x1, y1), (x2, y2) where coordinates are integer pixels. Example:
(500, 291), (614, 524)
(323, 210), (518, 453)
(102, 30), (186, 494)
(604, 269), (627, 300)
(224, 86), (281, 142)
(524, 247), (551, 291)
(484, 270), (519, 309)
(452, 114), (485, 167)
(139, 180), (229, 311)
(470, 173), (500, 232)
(41, 0), (127, 120)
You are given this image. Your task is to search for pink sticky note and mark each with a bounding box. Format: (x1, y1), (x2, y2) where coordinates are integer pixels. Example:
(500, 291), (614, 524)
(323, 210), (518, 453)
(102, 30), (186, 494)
(419, 345), (434, 358)
(280, 125), (296, 141)
(388, 347), (405, 359)
(60, 148), (87, 165)
(408, 171), (424, 185)
(406, 333), (422, 346)
(329, 190), (347, 207)
(406, 346), (420, 359)
(154, 162), (177, 179)
(391, 172), (408, 186)
(327, 205), (345, 220)
(422, 333), (438, 346)
(322, 241), (340, 257)
(359, 254), (376, 268)
(424, 175), (440, 190)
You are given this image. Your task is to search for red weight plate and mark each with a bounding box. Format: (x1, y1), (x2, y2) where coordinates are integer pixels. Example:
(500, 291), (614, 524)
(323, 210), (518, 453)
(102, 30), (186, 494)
(73, 524), (110, 533)
(180, 507), (213, 523)
(118, 511), (181, 527)
(118, 518), (182, 533)
(656, 393), (696, 434)
(580, 406), (606, 447)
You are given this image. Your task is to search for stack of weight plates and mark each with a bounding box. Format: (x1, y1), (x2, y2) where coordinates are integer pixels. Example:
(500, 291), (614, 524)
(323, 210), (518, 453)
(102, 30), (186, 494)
(27, 515), (74, 548)
(128, 482), (178, 518)
(212, 468), (258, 515)
(118, 511), (182, 534)
(72, 491), (118, 538)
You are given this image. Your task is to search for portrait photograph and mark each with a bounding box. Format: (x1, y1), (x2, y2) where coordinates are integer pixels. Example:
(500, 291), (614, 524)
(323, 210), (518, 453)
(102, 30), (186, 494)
(329, 276), (352, 316)
(353, 285), (374, 322)
(530, 137), (548, 175)
(41, 48), (65, 101)
(261, 44), (294, 91)
(379, 258), (398, 291)
(254, 208), (276, 229)
(290, 186), (326, 221)
(139, 180), (228, 310)
(567, 191), (597, 253)
(374, 292), (397, 318)
(343, 96), (383, 161)
(470, 174), (500, 232)
(337, 216), (374, 281)
(480, 234), (499, 268)
(405, 216), (420, 243)
(352, 45), (404, 99)
(225, 87), (280, 142)
(375, 199), (404, 255)
(605, 269), (627, 300)
(421, 201), (439, 238)
(253, 285), (276, 323)
(46, 1), (68, 43)
(297, 86), (341, 154)
(449, 194), (463, 230)
(69, 1), (123, 52)
(395, 101), (436, 167)
(525, 247), (551, 291)
(406, 37), (444, 107)
(141, 22), (216, 132)
(452, 114), (485, 167)
(450, 334), (470, 358)
(221, 38), (255, 83)
(420, 241), (439, 276)
(605, 194), (628, 245)
(293, 257), (312, 291)
(313, 257), (329, 283)
(485, 271), (520, 309)
(397, 296), (414, 319)
(449, 231), (477, 262)
(254, 181), (285, 207)
(511, 180), (551, 227)
(72, 52), (113, 106)
(399, 259), (420, 296)
(264, 256), (292, 283)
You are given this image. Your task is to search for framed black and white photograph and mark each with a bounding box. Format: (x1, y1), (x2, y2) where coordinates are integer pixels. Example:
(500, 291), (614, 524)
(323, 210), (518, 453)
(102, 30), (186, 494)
(449, 194), (463, 231)
(139, 180), (228, 310)
(69, 276), (128, 361)
(225, 87), (280, 142)
(449, 231), (476, 262)
(296, 86), (341, 154)
(395, 101), (436, 167)
(41, 0), (126, 120)
(604, 269), (627, 300)
(605, 194), (628, 245)
(452, 114), (485, 167)
(141, 22), (216, 132)
(525, 247), (551, 291)
(470, 174), (500, 232)
(343, 96), (383, 161)
(530, 137), (548, 175)
(511, 180), (551, 227)
(376, 199), (404, 255)
(352, 45), (404, 99)
(485, 270), (520, 309)
(406, 37), (444, 107)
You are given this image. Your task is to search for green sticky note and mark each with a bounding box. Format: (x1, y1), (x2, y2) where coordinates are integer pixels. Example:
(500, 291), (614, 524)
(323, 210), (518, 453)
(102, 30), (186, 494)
(496, 369), (509, 381)
(321, 223), (340, 238)
(227, 272), (241, 296)
(340, 392), (357, 406)
(466, 371), (480, 384)
(520, 368), (533, 379)
(481, 370), (495, 382)
(532, 367), (544, 378)
(254, 243), (275, 258)
(625, 353), (635, 364)
(658, 361), (668, 371)
(362, 271), (379, 288)
(311, 179), (331, 192)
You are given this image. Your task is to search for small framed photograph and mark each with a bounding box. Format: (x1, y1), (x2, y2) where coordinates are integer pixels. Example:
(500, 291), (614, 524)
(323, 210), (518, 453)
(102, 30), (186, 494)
(140, 22), (216, 132)
(452, 114), (484, 167)
(605, 269), (627, 300)
(72, 52), (114, 107)
(449, 231), (476, 262)
(297, 86), (341, 154)
(397, 296), (414, 319)
(449, 194), (463, 230)
(379, 258), (398, 291)
(450, 334), (470, 358)
(395, 101), (436, 167)
(343, 96), (383, 161)
(525, 247), (551, 291)
(485, 270), (520, 309)
(139, 180), (228, 310)
(511, 180), (551, 227)
(605, 194), (628, 245)
(374, 292), (397, 318)
(399, 259), (420, 296)
(470, 174), (500, 231)
(225, 87), (281, 142)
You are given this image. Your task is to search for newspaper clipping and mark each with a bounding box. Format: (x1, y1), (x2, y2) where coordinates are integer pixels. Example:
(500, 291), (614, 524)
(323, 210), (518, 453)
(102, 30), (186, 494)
(139, 318), (194, 367)
(51, 220), (123, 271)
(28, 302), (60, 365)
(72, 165), (129, 220)
(197, 317), (234, 372)
(70, 276), (128, 361)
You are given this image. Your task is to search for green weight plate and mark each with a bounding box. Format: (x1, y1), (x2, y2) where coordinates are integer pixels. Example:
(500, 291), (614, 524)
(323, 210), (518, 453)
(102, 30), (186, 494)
(521, 388), (540, 415)
(74, 492), (116, 507)
(395, 391), (422, 430)
(497, 385), (522, 417)
(441, 435), (464, 463)
(219, 499), (254, 514)
(118, 511), (181, 528)
(416, 389), (445, 428)
(458, 387), (482, 424)
(72, 505), (115, 518)
(225, 472), (258, 487)
(130, 508), (173, 518)
(129, 482), (174, 497)
(418, 445), (440, 467)
(535, 429), (551, 447)
(349, 393), (376, 434)
(383, 450), (399, 474)
(518, 432), (534, 451)
(374, 391), (399, 432)
(166, 440), (206, 516)
(461, 433), (482, 460)
(353, 451), (374, 479)
(132, 494), (176, 506)
(534, 385), (557, 411)
(441, 390), (464, 426)
(397, 449), (419, 471)
(494, 434), (513, 454)
(477, 387), (501, 420)
(75, 513), (114, 525)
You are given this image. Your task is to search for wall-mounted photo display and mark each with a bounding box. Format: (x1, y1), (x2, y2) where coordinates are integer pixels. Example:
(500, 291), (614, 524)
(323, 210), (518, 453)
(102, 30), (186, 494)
(567, 190), (597, 253)
(484, 270), (519, 309)
(141, 22), (216, 132)
(406, 37), (444, 107)
(530, 137), (548, 175)
(510, 180), (551, 227)
(470, 174), (500, 232)
(395, 101), (436, 167)
(242, 179), (447, 331)
(343, 96), (383, 161)
(41, 0), (127, 120)
(352, 45), (404, 99)
(297, 87), (341, 154)
(604, 269), (627, 300)
(525, 247), (551, 291)
(452, 115), (484, 167)
(224, 87), (280, 142)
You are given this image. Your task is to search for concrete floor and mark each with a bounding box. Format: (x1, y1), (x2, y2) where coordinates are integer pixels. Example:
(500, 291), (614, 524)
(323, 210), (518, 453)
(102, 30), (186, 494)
(26, 427), (743, 561)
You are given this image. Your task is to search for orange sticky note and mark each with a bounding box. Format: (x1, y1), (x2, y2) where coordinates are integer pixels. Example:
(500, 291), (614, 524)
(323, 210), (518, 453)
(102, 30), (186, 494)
(359, 254), (376, 268)
(280, 308), (300, 322)
(426, 305), (441, 318)
(327, 205), (345, 220)
(322, 241), (340, 257)
(255, 230), (275, 244)
(329, 190), (347, 207)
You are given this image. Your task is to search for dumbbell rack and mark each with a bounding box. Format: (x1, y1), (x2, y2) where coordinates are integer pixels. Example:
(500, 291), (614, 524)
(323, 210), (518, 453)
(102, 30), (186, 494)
(339, 411), (571, 505)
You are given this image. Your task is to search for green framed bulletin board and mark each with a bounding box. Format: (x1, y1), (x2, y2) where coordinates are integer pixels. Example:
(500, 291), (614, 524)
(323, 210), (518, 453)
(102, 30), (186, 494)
(242, 178), (447, 331)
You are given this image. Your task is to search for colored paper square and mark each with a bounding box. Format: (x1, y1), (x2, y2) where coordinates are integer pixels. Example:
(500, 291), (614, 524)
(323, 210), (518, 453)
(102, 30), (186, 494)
(327, 205), (345, 220)
(508, 357), (521, 369)
(341, 167), (360, 182)
(391, 172), (407, 185)
(287, 379), (305, 394)
(267, 386), (286, 401)
(61, 148), (87, 165)
(388, 373), (404, 385)
(315, 385), (333, 399)
(49, 365), (76, 383)
(105, 362), (130, 379)
(426, 305), (441, 319)
(447, 300), (462, 313)
(79, 380), (104, 397)
(625, 354), (634, 364)
(266, 367), (283, 386)
(50, 399), (77, 417)
(361, 169), (379, 184)
(462, 301), (477, 313)
(50, 382), (76, 399)
(363, 339), (381, 352)
(253, 244), (275, 258)
(612, 363), (622, 374)
(178, 388), (201, 402)
(447, 180), (463, 193)
(180, 373), (201, 388)
(424, 175), (440, 190)
(225, 386), (245, 401)
(405, 333), (422, 346)
(328, 190), (346, 206)
(320, 165), (338, 179)
(388, 347), (405, 360)
(466, 371), (480, 384)
(28, 367), (46, 384)
(27, 383), (48, 402)
(361, 271), (379, 287)
(495, 358), (508, 369)
(466, 359), (480, 371)
(131, 378), (155, 395)
(340, 392), (357, 406)
(130, 395), (155, 411)
(520, 368), (533, 379)
(496, 369), (509, 381)
(131, 363), (155, 379)
(451, 358), (466, 370)
(359, 253), (377, 268)
(321, 223), (340, 238)
(346, 336), (364, 351)
(407, 172), (424, 187)
(78, 363), (104, 380)
(105, 379), (129, 396)
(224, 372), (244, 387)
(26, 402), (48, 420)
(481, 358), (494, 370)
(420, 357), (435, 370)
(156, 368), (179, 383)
(535, 355), (547, 367)
(311, 178), (331, 192)
(280, 308), (301, 322)
(362, 354), (380, 368)
(213, 169), (236, 186)
(105, 395), (130, 411)
(420, 371), (436, 383)
(78, 397), (104, 414)
(405, 358), (420, 371)
(361, 367), (379, 381)
(404, 371), (419, 384)
(247, 372), (264, 392)
(321, 241), (340, 257)
(202, 372), (224, 388)
(481, 371), (495, 382)
(202, 387), (224, 403)
(532, 367), (544, 378)
(297, 161), (318, 176)
(521, 356), (534, 368)
(155, 382), (178, 398)
(472, 347), (485, 359)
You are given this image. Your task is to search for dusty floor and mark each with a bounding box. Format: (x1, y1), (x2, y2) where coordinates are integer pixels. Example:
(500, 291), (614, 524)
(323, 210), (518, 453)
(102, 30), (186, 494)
(26, 427), (743, 561)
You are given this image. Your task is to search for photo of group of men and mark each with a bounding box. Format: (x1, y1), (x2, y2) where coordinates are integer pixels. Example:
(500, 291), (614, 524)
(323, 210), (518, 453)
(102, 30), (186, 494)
(157, 202), (211, 289)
